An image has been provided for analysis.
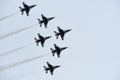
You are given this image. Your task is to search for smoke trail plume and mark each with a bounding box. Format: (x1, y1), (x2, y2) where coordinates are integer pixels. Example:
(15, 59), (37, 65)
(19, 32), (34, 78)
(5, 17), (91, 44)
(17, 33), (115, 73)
(0, 24), (37, 40)
(0, 53), (50, 72)
(0, 43), (32, 57)
(0, 12), (18, 22)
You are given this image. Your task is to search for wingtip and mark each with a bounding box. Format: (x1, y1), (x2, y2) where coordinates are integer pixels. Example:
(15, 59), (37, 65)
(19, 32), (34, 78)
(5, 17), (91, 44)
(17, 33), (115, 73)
(69, 29), (72, 31)
(38, 18), (40, 21)
(22, 2), (25, 4)
(49, 36), (52, 38)
(34, 37), (36, 40)
(38, 33), (40, 35)
(41, 14), (44, 16)
(46, 62), (49, 64)
(50, 73), (53, 75)
(50, 48), (52, 50)
(52, 17), (55, 19)
(41, 44), (44, 47)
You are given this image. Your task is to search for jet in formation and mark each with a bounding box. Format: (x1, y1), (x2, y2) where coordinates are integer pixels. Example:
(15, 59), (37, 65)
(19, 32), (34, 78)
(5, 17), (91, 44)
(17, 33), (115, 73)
(38, 14), (55, 28)
(19, 2), (36, 16)
(50, 44), (68, 58)
(34, 33), (51, 47)
(54, 27), (72, 40)
(43, 62), (60, 75)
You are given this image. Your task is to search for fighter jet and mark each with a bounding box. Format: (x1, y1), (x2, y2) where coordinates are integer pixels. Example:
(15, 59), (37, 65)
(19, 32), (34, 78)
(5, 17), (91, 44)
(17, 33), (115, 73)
(34, 33), (51, 47)
(54, 26), (72, 40)
(43, 62), (60, 75)
(50, 44), (68, 58)
(19, 2), (36, 16)
(38, 14), (55, 28)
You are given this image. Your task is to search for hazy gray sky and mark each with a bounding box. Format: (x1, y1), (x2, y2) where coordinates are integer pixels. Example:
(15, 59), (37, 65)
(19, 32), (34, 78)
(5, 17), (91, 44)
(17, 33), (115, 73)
(0, 0), (120, 80)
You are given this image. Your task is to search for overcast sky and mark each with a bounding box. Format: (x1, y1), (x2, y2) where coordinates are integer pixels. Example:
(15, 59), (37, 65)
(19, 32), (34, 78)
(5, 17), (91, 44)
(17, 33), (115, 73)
(0, 0), (120, 80)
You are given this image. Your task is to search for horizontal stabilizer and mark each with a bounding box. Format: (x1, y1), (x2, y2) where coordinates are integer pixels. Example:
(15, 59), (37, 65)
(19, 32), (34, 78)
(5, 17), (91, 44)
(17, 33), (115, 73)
(38, 18), (42, 27)
(50, 48), (55, 56)
(43, 66), (48, 74)
(54, 31), (59, 39)
(19, 7), (24, 15)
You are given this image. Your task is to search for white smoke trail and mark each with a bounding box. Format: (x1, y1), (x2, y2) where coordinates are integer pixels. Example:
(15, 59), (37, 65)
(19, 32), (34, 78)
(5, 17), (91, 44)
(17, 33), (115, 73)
(0, 43), (33, 57)
(0, 53), (50, 72)
(0, 12), (18, 22)
(0, 24), (37, 40)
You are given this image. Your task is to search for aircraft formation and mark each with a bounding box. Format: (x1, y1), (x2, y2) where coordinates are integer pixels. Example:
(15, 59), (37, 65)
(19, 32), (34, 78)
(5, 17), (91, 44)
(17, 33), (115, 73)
(0, 1), (72, 78)
(20, 2), (71, 76)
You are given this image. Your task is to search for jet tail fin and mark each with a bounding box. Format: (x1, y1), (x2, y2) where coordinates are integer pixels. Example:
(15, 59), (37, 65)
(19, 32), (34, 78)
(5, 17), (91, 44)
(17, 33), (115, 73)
(54, 31), (59, 39)
(50, 48), (55, 56)
(43, 66), (48, 74)
(38, 18), (42, 27)
(19, 7), (24, 15)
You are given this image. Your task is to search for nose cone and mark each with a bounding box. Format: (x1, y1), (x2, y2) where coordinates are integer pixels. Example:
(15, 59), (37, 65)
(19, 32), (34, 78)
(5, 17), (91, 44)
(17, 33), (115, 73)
(64, 47), (68, 49)
(49, 36), (52, 38)
(33, 4), (37, 7)
(46, 36), (52, 40)
(52, 17), (55, 19)
(69, 29), (72, 31)
(56, 65), (61, 68)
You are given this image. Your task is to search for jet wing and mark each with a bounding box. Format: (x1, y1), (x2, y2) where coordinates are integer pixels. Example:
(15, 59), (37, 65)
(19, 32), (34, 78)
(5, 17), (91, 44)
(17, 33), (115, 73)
(38, 33), (44, 39)
(57, 27), (63, 33)
(40, 41), (44, 47)
(23, 2), (29, 8)
(47, 62), (53, 68)
(54, 44), (59, 50)
(25, 9), (30, 16)
(50, 69), (54, 75)
(60, 34), (65, 40)
(44, 22), (48, 28)
(41, 14), (47, 20)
